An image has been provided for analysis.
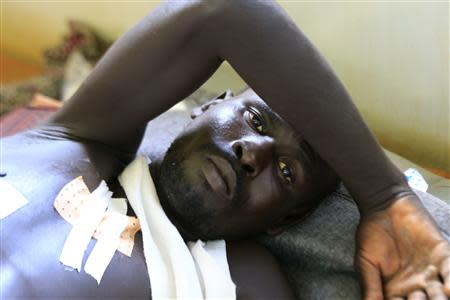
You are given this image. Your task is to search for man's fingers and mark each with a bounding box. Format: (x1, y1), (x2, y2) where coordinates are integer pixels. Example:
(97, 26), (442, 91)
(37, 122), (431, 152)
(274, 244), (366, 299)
(357, 256), (383, 300)
(425, 280), (447, 300)
(407, 290), (426, 300)
(440, 256), (450, 295)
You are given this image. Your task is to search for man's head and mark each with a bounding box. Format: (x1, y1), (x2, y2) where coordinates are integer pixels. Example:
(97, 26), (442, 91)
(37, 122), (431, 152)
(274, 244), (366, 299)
(155, 88), (339, 240)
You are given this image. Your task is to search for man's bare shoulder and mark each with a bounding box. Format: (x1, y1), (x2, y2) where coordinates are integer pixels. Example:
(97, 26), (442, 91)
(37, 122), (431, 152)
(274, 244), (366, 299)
(2, 126), (127, 188)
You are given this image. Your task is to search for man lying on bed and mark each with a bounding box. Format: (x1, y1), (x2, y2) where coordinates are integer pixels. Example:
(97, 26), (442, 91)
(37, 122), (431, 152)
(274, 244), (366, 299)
(2, 0), (449, 299)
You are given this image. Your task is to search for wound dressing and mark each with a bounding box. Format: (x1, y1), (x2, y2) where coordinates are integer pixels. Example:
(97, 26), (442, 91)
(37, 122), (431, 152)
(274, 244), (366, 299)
(59, 181), (112, 271)
(54, 177), (140, 256)
(85, 209), (128, 284)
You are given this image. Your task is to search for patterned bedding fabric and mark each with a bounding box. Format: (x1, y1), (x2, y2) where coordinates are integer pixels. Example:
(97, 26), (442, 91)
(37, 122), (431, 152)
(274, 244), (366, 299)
(0, 20), (112, 116)
(0, 106), (58, 137)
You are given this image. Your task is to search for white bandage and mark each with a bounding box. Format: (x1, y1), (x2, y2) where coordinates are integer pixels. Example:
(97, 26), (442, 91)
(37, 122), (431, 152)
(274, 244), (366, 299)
(108, 197), (128, 215)
(0, 179), (29, 220)
(54, 178), (140, 257)
(85, 209), (128, 284)
(59, 181), (112, 271)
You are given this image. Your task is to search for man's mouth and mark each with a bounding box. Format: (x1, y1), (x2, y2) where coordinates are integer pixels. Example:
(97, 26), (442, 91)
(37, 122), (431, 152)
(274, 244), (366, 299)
(201, 155), (237, 201)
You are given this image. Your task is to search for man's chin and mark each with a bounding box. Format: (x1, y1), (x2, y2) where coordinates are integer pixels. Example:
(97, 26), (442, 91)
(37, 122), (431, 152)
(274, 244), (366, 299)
(160, 193), (252, 241)
(156, 136), (240, 240)
(156, 176), (216, 239)
(161, 200), (223, 240)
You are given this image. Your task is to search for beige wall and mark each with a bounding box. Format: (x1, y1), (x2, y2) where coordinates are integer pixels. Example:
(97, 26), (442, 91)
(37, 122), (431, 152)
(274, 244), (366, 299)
(1, 1), (245, 94)
(2, 1), (449, 171)
(277, 2), (449, 173)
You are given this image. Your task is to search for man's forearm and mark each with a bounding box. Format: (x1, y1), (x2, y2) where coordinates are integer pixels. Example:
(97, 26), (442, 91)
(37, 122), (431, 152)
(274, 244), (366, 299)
(51, 0), (414, 213)
(210, 1), (415, 213)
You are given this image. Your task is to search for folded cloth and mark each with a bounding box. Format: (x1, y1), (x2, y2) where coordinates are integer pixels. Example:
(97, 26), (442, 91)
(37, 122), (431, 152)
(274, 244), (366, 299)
(118, 155), (236, 300)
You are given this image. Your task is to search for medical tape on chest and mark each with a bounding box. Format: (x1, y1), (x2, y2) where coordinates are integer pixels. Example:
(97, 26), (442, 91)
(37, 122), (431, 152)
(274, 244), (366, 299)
(0, 178), (29, 220)
(59, 180), (112, 271)
(54, 176), (140, 257)
(85, 210), (128, 284)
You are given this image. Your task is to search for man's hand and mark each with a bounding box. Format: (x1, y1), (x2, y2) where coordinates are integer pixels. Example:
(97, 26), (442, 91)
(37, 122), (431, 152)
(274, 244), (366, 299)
(355, 194), (450, 299)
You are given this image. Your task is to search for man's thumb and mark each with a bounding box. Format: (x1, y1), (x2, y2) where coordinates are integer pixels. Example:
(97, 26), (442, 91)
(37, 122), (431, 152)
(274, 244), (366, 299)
(357, 255), (384, 300)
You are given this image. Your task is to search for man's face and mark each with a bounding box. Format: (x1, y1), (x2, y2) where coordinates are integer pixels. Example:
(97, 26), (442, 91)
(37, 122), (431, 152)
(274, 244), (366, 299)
(157, 92), (313, 240)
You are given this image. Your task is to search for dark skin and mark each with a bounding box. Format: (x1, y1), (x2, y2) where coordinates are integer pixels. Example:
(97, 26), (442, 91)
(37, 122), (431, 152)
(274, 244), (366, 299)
(152, 90), (330, 241)
(1, 101), (295, 299)
(2, 0), (450, 298)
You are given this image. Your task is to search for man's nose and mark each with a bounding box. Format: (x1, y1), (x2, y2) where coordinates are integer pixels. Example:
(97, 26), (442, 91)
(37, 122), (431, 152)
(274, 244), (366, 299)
(231, 137), (274, 177)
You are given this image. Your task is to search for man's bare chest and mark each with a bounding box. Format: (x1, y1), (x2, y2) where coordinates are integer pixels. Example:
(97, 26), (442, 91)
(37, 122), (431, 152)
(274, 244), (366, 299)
(1, 134), (151, 298)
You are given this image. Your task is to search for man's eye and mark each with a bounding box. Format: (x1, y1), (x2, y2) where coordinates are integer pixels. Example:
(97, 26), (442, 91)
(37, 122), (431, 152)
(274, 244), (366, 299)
(247, 109), (265, 134)
(278, 160), (293, 184)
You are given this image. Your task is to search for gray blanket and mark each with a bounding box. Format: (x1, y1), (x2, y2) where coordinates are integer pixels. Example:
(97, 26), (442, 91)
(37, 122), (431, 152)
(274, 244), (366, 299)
(257, 184), (450, 299)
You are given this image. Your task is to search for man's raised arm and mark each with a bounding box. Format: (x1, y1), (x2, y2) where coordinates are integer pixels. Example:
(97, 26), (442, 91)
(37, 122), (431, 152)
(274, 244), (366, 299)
(50, 1), (450, 298)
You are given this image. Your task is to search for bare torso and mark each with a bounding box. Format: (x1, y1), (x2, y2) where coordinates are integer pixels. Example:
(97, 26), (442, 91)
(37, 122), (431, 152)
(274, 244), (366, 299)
(1, 111), (295, 299)
(2, 129), (152, 298)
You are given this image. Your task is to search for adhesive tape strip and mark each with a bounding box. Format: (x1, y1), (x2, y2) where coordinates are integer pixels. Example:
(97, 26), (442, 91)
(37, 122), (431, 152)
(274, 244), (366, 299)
(59, 181), (112, 271)
(85, 210), (128, 284)
(54, 176), (90, 224)
(0, 178), (29, 220)
(108, 197), (128, 215)
(117, 217), (140, 256)
(93, 214), (140, 257)
(54, 177), (141, 257)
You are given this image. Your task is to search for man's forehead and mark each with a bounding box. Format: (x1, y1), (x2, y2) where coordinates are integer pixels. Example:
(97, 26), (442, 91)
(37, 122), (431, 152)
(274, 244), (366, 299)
(233, 89), (302, 151)
(233, 89), (276, 119)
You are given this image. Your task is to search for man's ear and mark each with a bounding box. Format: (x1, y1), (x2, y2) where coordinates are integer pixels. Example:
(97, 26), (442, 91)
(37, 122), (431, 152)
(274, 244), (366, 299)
(190, 90), (234, 119)
(265, 208), (313, 236)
